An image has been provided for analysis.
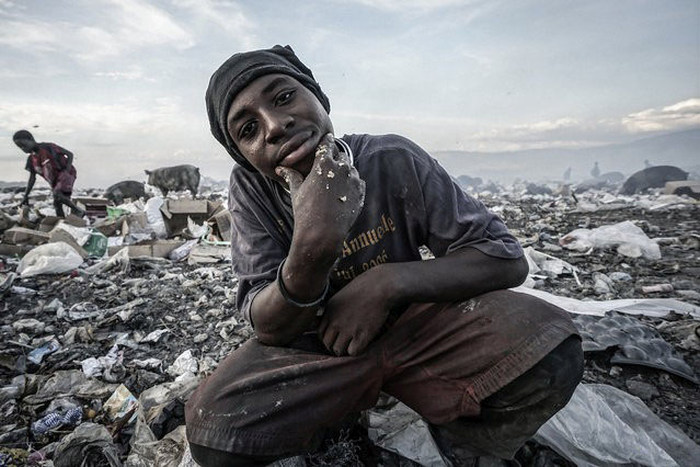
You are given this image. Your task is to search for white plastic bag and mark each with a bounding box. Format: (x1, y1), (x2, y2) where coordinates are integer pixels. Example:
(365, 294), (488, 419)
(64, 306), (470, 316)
(524, 247), (577, 276)
(167, 349), (198, 378)
(18, 242), (84, 277)
(144, 196), (167, 238)
(559, 220), (661, 260)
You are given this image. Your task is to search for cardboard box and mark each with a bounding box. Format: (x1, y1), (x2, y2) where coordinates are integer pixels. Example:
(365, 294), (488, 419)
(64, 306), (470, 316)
(160, 199), (223, 237)
(92, 215), (128, 237)
(108, 240), (185, 258)
(38, 216), (63, 232)
(126, 212), (148, 231)
(0, 243), (34, 257)
(64, 214), (88, 227)
(49, 230), (88, 259)
(0, 212), (14, 233)
(74, 197), (110, 218)
(3, 227), (51, 245)
(664, 181), (700, 200)
(208, 209), (232, 242)
(187, 244), (231, 264)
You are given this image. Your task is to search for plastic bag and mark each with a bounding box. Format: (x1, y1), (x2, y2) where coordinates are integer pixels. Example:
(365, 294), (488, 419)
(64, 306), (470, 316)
(85, 247), (130, 275)
(514, 286), (700, 319)
(83, 231), (108, 258)
(559, 220), (661, 260)
(524, 247), (577, 276)
(169, 239), (198, 262)
(145, 196), (167, 238)
(184, 217), (208, 239)
(17, 242), (84, 277)
(53, 422), (121, 467)
(27, 338), (61, 364)
(167, 350), (198, 378)
(535, 384), (700, 466)
(366, 396), (452, 466)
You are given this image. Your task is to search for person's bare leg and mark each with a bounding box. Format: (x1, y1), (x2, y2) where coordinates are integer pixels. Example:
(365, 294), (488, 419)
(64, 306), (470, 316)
(54, 192), (85, 217)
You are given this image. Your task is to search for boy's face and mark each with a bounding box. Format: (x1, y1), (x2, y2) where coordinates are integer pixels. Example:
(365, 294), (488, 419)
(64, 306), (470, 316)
(14, 138), (35, 153)
(226, 73), (333, 182)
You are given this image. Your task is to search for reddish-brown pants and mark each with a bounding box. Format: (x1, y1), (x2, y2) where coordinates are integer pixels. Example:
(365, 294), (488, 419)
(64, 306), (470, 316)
(185, 290), (580, 463)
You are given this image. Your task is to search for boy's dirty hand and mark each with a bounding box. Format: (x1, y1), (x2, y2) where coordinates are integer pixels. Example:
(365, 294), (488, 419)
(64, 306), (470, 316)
(277, 133), (365, 256)
(319, 266), (394, 356)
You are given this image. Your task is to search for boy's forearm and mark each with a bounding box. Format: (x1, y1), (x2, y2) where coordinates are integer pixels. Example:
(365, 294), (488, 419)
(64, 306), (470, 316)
(249, 238), (339, 346)
(382, 247), (529, 307)
(24, 173), (36, 197)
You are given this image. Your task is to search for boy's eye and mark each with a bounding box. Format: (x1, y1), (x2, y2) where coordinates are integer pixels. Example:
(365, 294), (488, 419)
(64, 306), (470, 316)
(239, 121), (257, 140)
(275, 90), (295, 105)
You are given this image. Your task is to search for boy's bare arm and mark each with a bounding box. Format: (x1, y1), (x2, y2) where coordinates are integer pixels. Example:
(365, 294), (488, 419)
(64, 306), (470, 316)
(23, 172), (36, 204)
(249, 134), (365, 346)
(319, 248), (529, 356)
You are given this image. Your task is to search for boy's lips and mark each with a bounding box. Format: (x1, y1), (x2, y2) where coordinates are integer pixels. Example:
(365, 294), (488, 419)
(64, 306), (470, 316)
(278, 131), (317, 167)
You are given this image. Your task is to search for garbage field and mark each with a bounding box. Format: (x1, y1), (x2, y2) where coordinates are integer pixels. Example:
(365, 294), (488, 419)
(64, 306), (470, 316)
(1, 179), (699, 466)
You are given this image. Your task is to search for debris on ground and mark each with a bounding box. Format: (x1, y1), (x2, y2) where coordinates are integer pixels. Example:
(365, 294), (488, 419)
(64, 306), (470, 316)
(1, 180), (699, 466)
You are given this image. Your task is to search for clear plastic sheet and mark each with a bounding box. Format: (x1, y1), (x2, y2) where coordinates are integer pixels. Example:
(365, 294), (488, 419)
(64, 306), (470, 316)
(535, 384), (700, 467)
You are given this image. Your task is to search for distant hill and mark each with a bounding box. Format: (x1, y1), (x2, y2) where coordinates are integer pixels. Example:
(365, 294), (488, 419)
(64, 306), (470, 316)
(432, 128), (700, 184)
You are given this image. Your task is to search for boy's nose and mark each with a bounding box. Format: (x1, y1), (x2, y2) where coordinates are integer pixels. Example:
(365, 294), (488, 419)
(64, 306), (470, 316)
(264, 111), (293, 144)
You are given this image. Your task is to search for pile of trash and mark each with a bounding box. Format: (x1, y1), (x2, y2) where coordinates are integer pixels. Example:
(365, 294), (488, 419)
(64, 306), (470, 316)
(1, 179), (699, 466)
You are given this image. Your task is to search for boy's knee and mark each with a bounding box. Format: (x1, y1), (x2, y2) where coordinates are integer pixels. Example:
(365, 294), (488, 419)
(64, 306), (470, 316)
(483, 335), (583, 415)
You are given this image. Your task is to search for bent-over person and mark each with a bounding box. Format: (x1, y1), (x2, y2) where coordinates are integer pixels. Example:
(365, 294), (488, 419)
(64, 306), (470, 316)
(13, 130), (84, 217)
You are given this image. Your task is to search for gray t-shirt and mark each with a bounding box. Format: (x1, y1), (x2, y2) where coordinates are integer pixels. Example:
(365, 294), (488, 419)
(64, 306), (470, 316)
(228, 133), (523, 325)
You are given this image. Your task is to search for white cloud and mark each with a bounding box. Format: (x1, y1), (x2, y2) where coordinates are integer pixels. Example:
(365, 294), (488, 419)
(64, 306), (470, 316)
(622, 98), (700, 133)
(336, 98), (700, 153)
(0, 97), (197, 136)
(0, 0), (17, 12)
(75, 0), (194, 61)
(93, 69), (151, 81)
(0, 19), (62, 52)
(0, 0), (194, 63)
(170, 0), (257, 47)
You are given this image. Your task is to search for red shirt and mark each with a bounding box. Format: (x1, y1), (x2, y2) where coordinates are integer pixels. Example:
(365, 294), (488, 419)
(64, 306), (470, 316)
(24, 143), (77, 190)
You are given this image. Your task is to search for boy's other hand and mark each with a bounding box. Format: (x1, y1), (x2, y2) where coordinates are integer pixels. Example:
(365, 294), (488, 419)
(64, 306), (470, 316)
(319, 266), (395, 356)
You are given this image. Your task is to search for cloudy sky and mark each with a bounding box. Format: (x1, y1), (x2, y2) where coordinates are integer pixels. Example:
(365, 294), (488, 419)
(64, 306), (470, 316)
(0, 0), (698, 188)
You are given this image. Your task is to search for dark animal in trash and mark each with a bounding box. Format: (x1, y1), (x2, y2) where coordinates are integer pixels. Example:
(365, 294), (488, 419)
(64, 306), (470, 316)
(145, 164), (200, 198)
(620, 166), (688, 195)
(104, 181), (148, 205)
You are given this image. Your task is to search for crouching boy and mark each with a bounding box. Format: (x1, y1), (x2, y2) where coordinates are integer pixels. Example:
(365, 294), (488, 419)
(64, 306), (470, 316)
(185, 45), (583, 466)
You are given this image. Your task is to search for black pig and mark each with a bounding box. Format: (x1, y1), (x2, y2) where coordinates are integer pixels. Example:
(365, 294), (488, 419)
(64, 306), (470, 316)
(105, 180), (148, 204)
(620, 166), (688, 195)
(145, 164), (200, 198)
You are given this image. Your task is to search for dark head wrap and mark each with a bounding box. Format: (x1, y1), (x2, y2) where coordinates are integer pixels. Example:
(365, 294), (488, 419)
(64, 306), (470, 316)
(13, 130), (34, 141)
(205, 45), (331, 171)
